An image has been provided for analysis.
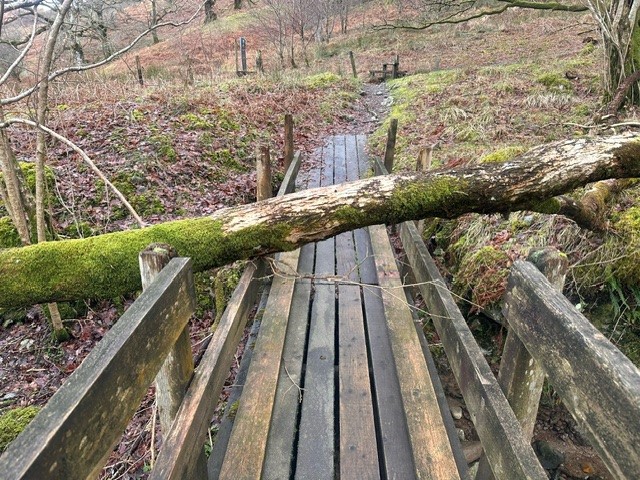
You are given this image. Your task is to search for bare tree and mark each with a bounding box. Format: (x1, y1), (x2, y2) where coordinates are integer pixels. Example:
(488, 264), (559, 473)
(0, 0), (203, 336)
(204, 0), (217, 23)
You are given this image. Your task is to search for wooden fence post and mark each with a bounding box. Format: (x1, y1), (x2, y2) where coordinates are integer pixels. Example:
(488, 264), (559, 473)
(475, 247), (568, 480)
(384, 119), (398, 173)
(349, 51), (357, 78)
(135, 55), (144, 87)
(392, 54), (400, 79)
(257, 146), (272, 201)
(415, 145), (434, 235)
(256, 50), (264, 73)
(284, 114), (294, 171)
(139, 244), (195, 436)
(240, 37), (248, 73)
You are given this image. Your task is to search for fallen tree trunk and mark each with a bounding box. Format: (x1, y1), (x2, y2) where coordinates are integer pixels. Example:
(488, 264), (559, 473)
(1, 133), (639, 308)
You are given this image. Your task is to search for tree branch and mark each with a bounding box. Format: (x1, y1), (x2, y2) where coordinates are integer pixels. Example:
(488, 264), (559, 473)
(374, 0), (587, 31)
(1, 4), (204, 106)
(0, 8), (39, 86)
(2, 118), (145, 227)
(0, 133), (639, 308)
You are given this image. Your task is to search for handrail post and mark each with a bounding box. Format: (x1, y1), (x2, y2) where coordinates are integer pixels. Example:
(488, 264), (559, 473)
(257, 146), (272, 201)
(475, 247), (567, 480)
(383, 118), (398, 174)
(139, 244), (195, 434)
(284, 114), (294, 172)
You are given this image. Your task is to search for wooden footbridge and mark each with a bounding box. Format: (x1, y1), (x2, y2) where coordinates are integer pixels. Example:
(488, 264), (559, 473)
(1, 136), (639, 480)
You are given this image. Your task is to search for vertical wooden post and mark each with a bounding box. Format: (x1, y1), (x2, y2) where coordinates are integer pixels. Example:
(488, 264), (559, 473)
(475, 247), (568, 480)
(256, 146), (272, 201)
(240, 37), (247, 73)
(349, 51), (357, 78)
(139, 244), (194, 435)
(135, 55), (144, 87)
(392, 54), (400, 79)
(284, 114), (294, 172)
(382, 63), (388, 80)
(256, 50), (264, 73)
(383, 118), (398, 174)
(415, 145), (434, 235)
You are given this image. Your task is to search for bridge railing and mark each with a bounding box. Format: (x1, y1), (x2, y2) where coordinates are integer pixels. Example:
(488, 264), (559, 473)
(400, 219), (640, 480)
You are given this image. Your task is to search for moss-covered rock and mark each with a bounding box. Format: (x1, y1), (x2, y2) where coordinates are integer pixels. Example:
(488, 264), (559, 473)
(0, 406), (39, 452)
(453, 246), (511, 313)
(536, 72), (572, 91)
(611, 206), (640, 283)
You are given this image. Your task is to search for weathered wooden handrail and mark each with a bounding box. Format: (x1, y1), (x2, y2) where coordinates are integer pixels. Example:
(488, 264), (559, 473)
(399, 222), (548, 479)
(0, 258), (195, 479)
(503, 261), (640, 479)
(373, 154), (544, 478)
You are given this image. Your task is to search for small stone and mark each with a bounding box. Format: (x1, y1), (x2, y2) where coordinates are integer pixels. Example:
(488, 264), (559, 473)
(376, 90), (383, 96)
(457, 428), (465, 442)
(582, 463), (594, 475)
(533, 440), (565, 470)
(447, 397), (464, 420)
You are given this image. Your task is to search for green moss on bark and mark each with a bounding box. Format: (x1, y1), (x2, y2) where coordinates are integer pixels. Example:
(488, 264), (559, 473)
(0, 217), (295, 308)
(0, 406), (39, 452)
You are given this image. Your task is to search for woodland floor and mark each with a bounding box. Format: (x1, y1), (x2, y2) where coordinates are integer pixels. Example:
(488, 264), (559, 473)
(0, 4), (631, 479)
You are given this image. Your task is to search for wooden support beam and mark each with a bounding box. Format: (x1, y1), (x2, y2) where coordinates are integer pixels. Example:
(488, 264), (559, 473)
(257, 146), (272, 201)
(135, 55), (144, 86)
(139, 245), (194, 436)
(502, 261), (640, 480)
(284, 114), (294, 172)
(475, 247), (568, 480)
(349, 50), (357, 78)
(150, 261), (265, 480)
(383, 118), (398, 173)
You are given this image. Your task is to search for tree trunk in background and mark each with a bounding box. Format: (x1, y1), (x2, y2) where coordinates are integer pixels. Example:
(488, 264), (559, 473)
(0, 109), (32, 245)
(204, 0), (217, 23)
(32, 0), (73, 341)
(234, 0), (242, 9)
(151, 0), (160, 44)
(1, 133), (639, 309)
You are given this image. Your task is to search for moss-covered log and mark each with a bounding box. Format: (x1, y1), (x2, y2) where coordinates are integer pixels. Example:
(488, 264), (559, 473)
(1, 134), (640, 308)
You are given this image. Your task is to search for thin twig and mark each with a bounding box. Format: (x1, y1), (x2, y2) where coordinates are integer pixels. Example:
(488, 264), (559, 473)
(2, 117), (145, 227)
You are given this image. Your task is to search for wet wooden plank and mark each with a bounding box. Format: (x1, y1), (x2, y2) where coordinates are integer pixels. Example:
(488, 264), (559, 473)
(362, 286), (417, 479)
(262, 243), (314, 480)
(295, 276), (335, 479)
(207, 279), (270, 480)
(338, 283), (380, 479)
(336, 214), (379, 478)
(295, 138), (336, 480)
(333, 135), (347, 184)
(504, 262), (640, 480)
(369, 225), (460, 480)
(218, 249), (301, 480)
(0, 259), (195, 480)
(398, 221), (547, 480)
